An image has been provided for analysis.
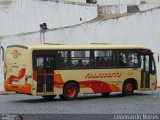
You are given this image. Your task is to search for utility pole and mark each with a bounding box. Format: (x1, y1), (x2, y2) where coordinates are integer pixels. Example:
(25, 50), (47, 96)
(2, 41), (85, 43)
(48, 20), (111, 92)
(40, 30), (46, 44)
(40, 23), (48, 44)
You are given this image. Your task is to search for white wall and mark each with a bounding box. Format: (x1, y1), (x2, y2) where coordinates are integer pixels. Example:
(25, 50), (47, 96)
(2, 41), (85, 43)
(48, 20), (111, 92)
(142, 0), (160, 4)
(97, 0), (140, 6)
(1, 7), (160, 91)
(99, 5), (127, 14)
(138, 3), (160, 11)
(97, 0), (140, 14)
(65, 0), (86, 3)
(0, 0), (97, 36)
(139, 0), (160, 11)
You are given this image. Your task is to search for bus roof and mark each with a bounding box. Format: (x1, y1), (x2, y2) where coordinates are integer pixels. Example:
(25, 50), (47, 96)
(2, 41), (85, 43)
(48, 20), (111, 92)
(7, 44), (151, 51)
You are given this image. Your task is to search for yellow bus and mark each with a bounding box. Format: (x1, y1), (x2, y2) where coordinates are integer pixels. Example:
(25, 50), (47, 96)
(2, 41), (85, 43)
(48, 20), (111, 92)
(4, 44), (157, 100)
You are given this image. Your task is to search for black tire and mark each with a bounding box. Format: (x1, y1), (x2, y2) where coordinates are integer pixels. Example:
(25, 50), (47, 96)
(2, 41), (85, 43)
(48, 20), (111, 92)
(42, 95), (56, 100)
(101, 92), (110, 97)
(61, 82), (79, 101)
(122, 81), (134, 96)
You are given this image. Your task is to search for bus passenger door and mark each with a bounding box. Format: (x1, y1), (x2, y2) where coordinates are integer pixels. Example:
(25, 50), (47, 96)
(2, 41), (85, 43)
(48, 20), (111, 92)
(36, 56), (54, 94)
(140, 55), (150, 90)
(140, 53), (157, 91)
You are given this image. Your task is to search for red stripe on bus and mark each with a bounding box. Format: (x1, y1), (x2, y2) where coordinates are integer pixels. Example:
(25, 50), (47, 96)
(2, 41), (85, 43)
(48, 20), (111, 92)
(7, 68), (26, 84)
(79, 80), (121, 93)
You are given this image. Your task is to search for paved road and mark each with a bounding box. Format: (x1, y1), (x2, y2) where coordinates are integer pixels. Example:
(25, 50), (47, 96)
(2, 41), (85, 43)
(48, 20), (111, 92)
(0, 89), (160, 115)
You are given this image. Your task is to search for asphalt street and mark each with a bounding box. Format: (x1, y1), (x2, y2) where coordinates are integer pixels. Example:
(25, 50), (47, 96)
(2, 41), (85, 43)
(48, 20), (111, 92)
(0, 89), (160, 114)
(0, 89), (160, 120)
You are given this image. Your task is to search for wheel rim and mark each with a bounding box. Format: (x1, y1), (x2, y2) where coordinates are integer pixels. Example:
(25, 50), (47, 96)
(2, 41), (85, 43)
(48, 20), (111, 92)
(67, 85), (76, 97)
(126, 83), (133, 92)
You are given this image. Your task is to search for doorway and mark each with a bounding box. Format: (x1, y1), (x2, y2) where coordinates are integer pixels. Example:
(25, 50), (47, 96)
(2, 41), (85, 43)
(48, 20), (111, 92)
(140, 54), (150, 89)
(36, 56), (55, 94)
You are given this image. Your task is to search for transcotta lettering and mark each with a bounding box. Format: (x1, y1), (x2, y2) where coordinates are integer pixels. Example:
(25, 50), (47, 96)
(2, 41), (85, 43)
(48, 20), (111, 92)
(85, 72), (122, 79)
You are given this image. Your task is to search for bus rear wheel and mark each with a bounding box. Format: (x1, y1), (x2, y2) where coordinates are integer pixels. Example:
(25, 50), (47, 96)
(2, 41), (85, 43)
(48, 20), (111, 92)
(42, 95), (56, 100)
(122, 81), (134, 96)
(61, 82), (79, 101)
(101, 92), (110, 97)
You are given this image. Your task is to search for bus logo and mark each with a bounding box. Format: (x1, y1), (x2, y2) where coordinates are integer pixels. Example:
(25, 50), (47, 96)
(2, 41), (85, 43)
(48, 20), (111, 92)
(11, 50), (21, 58)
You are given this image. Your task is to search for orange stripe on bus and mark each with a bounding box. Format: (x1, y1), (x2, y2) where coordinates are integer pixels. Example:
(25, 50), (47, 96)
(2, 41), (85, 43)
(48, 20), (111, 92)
(54, 73), (65, 88)
(4, 84), (31, 94)
(54, 73), (65, 84)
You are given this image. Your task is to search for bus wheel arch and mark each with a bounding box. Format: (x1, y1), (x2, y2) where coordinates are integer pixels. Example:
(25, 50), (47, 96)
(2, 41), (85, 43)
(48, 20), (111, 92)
(60, 80), (79, 100)
(122, 78), (138, 96)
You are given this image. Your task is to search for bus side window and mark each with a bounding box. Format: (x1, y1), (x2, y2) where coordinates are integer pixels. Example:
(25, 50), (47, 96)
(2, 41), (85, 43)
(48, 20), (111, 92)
(45, 57), (54, 73)
(71, 51), (90, 69)
(94, 50), (115, 68)
(119, 51), (138, 67)
(119, 52), (127, 67)
(76, 59), (86, 68)
(37, 57), (44, 73)
(127, 57), (134, 66)
(57, 51), (69, 69)
(119, 53), (125, 66)
(151, 56), (156, 75)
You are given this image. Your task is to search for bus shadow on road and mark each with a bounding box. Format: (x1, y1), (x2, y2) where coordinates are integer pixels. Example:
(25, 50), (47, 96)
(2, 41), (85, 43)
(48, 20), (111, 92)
(10, 92), (152, 103)
(76, 92), (152, 100)
(10, 97), (65, 103)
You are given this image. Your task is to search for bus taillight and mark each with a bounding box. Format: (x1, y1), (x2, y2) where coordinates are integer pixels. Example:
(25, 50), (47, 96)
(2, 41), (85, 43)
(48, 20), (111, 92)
(3, 62), (7, 81)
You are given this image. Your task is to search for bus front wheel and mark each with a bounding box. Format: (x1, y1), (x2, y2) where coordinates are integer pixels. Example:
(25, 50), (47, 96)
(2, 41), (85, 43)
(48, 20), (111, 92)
(122, 81), (134, 96)
(61, 82), (79, 101)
